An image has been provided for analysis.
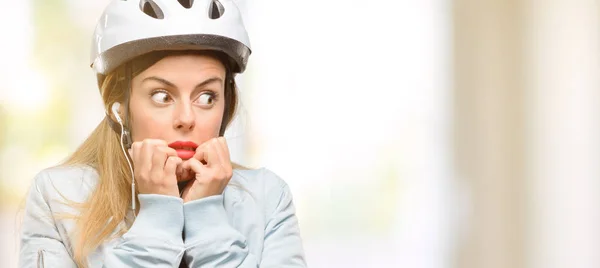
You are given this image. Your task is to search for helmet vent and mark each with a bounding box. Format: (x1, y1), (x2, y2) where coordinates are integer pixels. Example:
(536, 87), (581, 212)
(178, 0), (194, 9)
(140, 0), (164, 19)
(208, 0), (224, 19)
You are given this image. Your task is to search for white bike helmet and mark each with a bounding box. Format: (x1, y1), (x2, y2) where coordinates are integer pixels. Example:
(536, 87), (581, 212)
(90, 0), (251, 85)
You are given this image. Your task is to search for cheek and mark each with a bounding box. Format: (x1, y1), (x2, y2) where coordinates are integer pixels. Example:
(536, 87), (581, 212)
(128, 99), (171, 140)
(129, 112), (169, 141)
(194, 107), (225, 136)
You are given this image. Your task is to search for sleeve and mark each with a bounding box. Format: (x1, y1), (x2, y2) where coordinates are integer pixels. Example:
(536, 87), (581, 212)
(19, 172), (78, 268)
(182, 171), (306, 267)
(258, 181), (306, 267)
(102, 194), (186, 267)
(19, 170), (186, 268)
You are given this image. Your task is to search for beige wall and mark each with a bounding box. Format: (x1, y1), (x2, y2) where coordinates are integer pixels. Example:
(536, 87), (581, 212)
(454, 1), (527, 267)
(525, 1), (600, 267)
(454, 0), (600, 268)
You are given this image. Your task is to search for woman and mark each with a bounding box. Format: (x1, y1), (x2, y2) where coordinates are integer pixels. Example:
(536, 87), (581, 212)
(19, 0), (306, 267)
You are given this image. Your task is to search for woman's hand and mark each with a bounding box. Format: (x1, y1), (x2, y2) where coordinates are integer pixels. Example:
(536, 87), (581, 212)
(180, 137), (233, 203)
(128, 139), (182, 197)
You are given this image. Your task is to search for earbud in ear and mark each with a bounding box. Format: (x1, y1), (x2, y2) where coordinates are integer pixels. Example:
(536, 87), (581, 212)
(111, 102), (123, 124)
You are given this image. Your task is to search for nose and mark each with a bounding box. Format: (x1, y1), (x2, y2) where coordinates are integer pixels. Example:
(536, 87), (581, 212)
(173, 101), (196, 131)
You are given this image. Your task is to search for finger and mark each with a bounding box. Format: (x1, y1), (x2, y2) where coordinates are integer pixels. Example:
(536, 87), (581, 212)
(216, 137), (233, 177)
(130, 142), (141, 178)
(211, 139), (228, 170)
(163, 146), (178, 158)
(218, 137), (231, 168)
(141, 140), (168, 179)
(140, 139), (170, 164)
(139, 140), (157, 178)
(164, 156), (182, 180)
(185, 158), (210, 182)
(213, 139), (233, 180)
(177, 167), (193, 182)
(193, 142), (209, 165)
(178, 158), (195, 182)
(204, 145), (215, 167)
(176, 162), (183, 179)
(131, 142), (142, 163)
(134, 140), (153, 179)
(151, 146), (177, 180)
(218, 137), (231, 162)
(196, 145), (213, 166)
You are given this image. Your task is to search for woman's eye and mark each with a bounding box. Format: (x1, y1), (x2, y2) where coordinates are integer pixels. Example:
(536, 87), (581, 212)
(150, 91), (172, 103)
(196, 92), (215, 106)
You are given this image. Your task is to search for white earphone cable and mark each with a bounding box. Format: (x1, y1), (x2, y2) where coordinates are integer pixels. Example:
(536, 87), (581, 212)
(119, 123), (136, 218)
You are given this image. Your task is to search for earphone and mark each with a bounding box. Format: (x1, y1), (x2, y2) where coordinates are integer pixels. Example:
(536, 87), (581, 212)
(111, 102), (137, 215)
(111, 102), (123, 124)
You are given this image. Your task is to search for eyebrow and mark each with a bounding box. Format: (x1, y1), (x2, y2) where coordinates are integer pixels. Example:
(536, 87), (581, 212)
(142, 76), (223, 89)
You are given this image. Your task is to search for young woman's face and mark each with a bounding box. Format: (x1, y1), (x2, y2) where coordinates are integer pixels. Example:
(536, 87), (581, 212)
(128, 54), (226, 150)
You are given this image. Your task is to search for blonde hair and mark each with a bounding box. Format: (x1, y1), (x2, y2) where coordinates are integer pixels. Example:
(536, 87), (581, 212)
(62, 52), (241, 267)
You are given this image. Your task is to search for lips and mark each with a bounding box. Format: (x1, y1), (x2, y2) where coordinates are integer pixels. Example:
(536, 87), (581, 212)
(168, 141), (198, 160)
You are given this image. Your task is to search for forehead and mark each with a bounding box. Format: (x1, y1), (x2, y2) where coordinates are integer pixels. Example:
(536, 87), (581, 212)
(136, 54), (226, 80)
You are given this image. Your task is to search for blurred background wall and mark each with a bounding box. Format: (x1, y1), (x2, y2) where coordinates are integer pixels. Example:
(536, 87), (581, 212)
(455, 1), (600, 268)
(1, 0), (599, 267)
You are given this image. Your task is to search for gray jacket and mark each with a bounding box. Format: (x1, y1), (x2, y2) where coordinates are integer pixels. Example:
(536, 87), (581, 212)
(19, 165), (306, 267)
